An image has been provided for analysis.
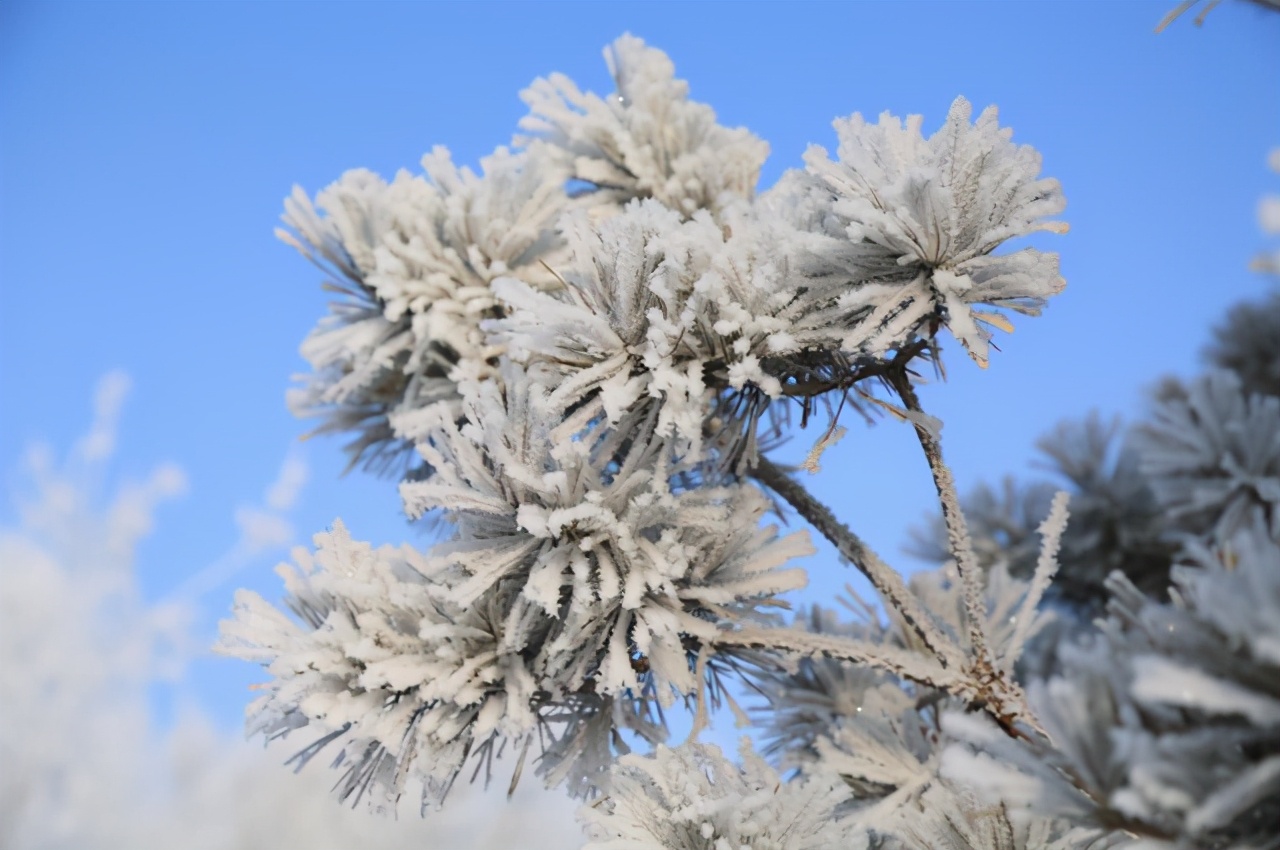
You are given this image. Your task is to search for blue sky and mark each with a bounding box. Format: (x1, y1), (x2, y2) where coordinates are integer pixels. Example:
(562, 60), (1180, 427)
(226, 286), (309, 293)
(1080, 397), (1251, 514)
(2, 1), (1277, 733)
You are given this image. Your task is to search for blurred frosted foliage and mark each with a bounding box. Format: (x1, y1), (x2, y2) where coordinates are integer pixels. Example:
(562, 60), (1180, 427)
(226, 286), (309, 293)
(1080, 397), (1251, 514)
(1134, 370), (1280, 544)
(746, 592), (1116, 849)
(941, 513), (1280, 849)
(280, 145), (571, 474)
(800, 96), (1067, 368)
(909, 414), (1175, 612)
(0, 374), (579, 849)
(749, 602), (902, 772)
(518, 34), (770, 218)
(1204, 290), (1280, 400)
(1251, 148), (1279, 274)
(887, 783), (1128, 850)
(579, 740), (856, 850)
(223, 363), (812, 808)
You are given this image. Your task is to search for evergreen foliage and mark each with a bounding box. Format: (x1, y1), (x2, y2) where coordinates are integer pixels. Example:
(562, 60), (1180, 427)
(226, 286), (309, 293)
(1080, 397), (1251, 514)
(220, 30), (1280, 850)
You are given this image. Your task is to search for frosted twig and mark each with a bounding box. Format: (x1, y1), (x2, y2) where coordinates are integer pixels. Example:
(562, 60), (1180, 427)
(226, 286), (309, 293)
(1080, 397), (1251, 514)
(1155, 0), (1223, 32)
(751, 456), (960, 670)
(1004, 490), (1070, 675)
(888, 371), (991, 664)
(719, 625), (963, 692)
(800, 424), (847, 474)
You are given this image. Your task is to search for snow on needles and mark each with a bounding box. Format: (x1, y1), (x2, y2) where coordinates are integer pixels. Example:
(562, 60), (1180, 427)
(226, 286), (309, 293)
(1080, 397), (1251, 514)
(580, 740), (855, 850)
(244, 30), (1090, 837)
(400, 367), (811, 705)
(218, 523), (532, 810)
(803, 96), (1067, 368)
(941, 513), (1280, 849)
(490, 201), (835, 470)
(280, 145), (570, 473)
(222, 366), (812, 810)
(519, 34), (770, 218)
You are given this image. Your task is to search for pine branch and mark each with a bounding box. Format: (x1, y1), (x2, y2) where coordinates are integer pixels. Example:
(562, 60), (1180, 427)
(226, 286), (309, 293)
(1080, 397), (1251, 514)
(718, 625), (963, 692)
(752, 451), (1038, 728)
(750, 455), (961, 671)
(1004, 491), (1069, 675)
(888, 370), (992, 665)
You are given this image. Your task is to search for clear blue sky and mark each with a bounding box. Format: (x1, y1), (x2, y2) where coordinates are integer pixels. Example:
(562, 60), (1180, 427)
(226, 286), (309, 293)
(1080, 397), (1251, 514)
(2, 1), (1277, 731)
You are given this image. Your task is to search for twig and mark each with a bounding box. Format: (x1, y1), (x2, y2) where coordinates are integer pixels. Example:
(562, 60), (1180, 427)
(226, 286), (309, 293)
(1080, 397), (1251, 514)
(717, 625), (961, 691)
(749, 455), (959, 671)
(887, 370), (992, 664)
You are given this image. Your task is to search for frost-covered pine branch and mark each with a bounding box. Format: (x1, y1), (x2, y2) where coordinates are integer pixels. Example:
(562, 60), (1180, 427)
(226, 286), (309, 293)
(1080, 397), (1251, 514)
(580, 740), (855, 850)
(219, 362), (813, 809)
(238, 24), (1071, 822)
(280, 145), (572, 473)
(941, 511), (1280, 848)
(907, 414), (1175, 617)
(796, 95), (1066, 369)
(221, 29), (1279, 850)
(518, 35), (770, 219)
